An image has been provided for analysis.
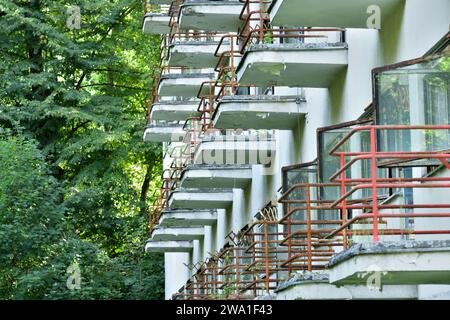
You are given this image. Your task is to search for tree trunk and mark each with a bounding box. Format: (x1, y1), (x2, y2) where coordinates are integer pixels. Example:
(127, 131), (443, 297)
(140, 164), (153, 216)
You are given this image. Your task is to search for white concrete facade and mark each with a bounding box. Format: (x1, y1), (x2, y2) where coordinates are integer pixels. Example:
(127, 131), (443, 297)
(143, 0), (450, 300)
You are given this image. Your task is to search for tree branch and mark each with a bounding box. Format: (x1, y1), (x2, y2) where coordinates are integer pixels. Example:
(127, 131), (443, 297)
(79, 83), (147, 91)
(74, 2), (140, 90)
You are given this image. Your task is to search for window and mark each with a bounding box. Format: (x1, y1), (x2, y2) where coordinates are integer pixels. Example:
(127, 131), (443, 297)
(375, 54), (450, 157)
(424, 74), (450, 151)
(280, 26), (305, 44)
(281, 162), (317, 232)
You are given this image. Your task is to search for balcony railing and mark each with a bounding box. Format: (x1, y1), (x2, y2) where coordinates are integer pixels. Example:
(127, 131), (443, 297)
(144, 1), (182, 29)
(147, 66), (205, 123)
(278, 161), (344, 272)
(148, 167), (181, 233)
(173, 203), (309, 299)
(326, 124), (450, 241)
(170, 120), (450, 299)
(278, 124), (450, 269)
(144, 2), (170, 15)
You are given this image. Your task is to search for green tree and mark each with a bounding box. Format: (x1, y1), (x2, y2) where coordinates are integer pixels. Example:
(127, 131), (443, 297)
(0, 0), (164, 299)
(0, 134), (64, 298)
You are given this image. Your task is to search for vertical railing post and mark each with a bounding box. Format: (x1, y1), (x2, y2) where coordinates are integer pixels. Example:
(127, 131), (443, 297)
(224, 254), (229, 299)
(234, 248), (239, 299)
(370, 127), (379, 241)
(264, 222), (270, 294)
(208, 82), (214, 130)
(230, 35), (236, 95)
(192, 118), (197, 162)
(287, 201), (292, 276)
(340, 153), (348, 249)
(251, 228), (257, 297)
(204, 267), (209, 299)
(306, 185), (312, 271)
(259, 0), (264, 42)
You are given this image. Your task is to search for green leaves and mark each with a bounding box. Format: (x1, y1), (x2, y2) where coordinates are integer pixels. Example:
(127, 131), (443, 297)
(0, 0), (164, 300)
(0, 136), (64, 298)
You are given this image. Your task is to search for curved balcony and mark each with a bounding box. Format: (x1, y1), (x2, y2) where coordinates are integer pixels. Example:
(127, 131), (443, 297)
(142, 13), (171, 34)
(159, 209), (218, 227)
(169, 188), (234, 209)
(151, 226), (205, 241)
(148, 0), (175, 4)
(145, 240), (194, 253)
(158, 72), (216, 98)
(275, 271), (418, 300)
(213, 95), (307, 130)
(237, 42), (348, 88)
(193, 132), (277, 166)
(179, 164), (252, 189)
(150, 100), (200, 122)
(167, 35), (229, 69)
(178, 0), (244, 32)
(143, 123), (185, 142)
(327, 240), (450, 286)
(269, 0), (403, 28)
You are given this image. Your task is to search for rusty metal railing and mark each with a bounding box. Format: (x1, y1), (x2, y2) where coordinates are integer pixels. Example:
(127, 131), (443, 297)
(278, 124), (450, 271)
(326, 125), (450, 242)
(173, 122), (450, 299)
(174, 204), (305, 299)
(148, 167), (180, 233)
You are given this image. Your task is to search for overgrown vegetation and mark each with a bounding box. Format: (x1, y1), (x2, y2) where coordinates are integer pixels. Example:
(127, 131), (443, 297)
(0, 0), (164, 299)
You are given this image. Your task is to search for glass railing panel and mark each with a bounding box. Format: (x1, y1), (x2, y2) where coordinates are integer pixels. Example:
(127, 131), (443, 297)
(375, 54), (450, 158)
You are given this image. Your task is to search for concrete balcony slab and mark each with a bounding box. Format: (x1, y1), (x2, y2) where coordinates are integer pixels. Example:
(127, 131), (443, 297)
(327, 240), (450, 286)
(142, 13), (170, 34)
(193, 134), (276, 166)
(179, 164), (252, 189)
(237, 43), (348, 88)
(150, 101), (200, 122)
(214, 95), (307, 130)
(145, 240), (194, 253)
(178, 0), (243, 32)
(149, 0), (173, 4)
(151, 227), (205, 241)
(168, 41), (227, 69)
(270, 0), (403, 28)
(169, 188), (234, 210)
(158, 73), (215, 98)
(159, 209), (218, 227)
(275, 272), (418, 300)
(143, 124), (185, 143)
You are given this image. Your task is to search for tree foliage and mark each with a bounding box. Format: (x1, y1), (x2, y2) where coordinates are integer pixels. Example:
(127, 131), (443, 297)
(0, 0), (164, 299)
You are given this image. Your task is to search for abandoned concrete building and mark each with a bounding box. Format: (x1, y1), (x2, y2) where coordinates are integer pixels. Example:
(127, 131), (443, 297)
(142, 0), (450, 300)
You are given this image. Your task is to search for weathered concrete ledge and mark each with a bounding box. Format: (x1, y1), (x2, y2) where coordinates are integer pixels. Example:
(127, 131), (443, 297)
(327, 240), (450, 268)
(169, 188), (234, 210)
(248, 42), (349, 52)
(236, 42), (348, 87)
(160, 73), (215, 80)
(179, 164), (253, 189)
(145, 240), (194, 253)
(327, 240), (450, 286)
(220, 94), (305, 103)
(214, 95), (307, 130)
(275, 271), (418, 300)
(143, 124), (185, 143)
(159, 209), (218, 227)
(276, 271), (329, 292)
(183, 0), (241, 4)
